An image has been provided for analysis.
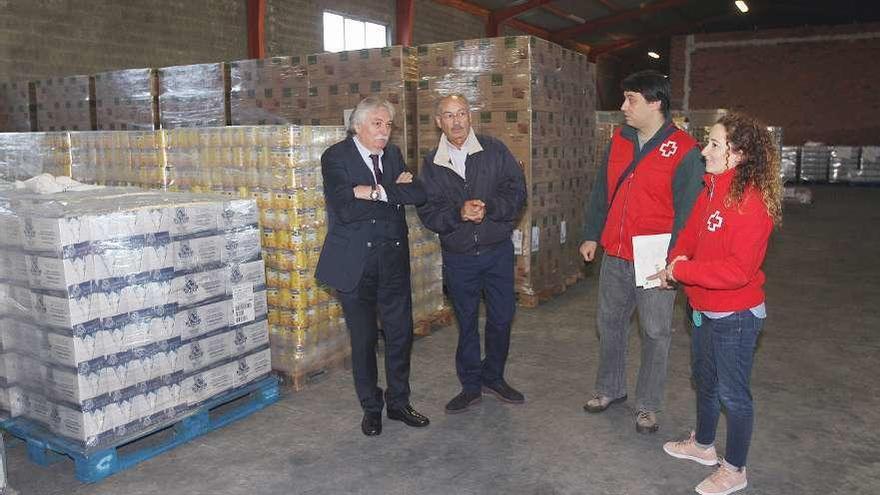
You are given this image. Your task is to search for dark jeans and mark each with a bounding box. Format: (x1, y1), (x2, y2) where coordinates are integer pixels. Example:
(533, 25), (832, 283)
(337, 241), (413, 413)
(692, 309), (764, 469)
(442, 241), (516, 393)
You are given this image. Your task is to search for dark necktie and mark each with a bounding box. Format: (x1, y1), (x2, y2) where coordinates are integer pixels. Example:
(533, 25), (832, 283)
(369, 154), (383, 185)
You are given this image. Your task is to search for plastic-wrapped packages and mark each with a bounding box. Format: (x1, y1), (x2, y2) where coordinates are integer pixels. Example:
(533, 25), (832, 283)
(781, 146), (799, 183)
(158, 63), (230, 129)
(33, 75), (96, 132)
(229, 56), (309, 126)
(306, 46), (419, 165)
(0, 186), (269, 450)
(68, 130), (165, 187)
(0, 132), (71, 181)
(406, 208), (445, 323)
(0, 80), (35, 132)
(417, 36), (597, 299)
(829, 146), (859, 184)
(851, 146), (880, 184)
(799, 145), (830, 183)
(94, 68), (159, 131)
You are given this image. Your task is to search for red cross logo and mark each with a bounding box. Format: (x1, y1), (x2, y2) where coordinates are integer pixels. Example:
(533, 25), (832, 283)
(659, 140), (678, 158)
(707, 210), (724, 232)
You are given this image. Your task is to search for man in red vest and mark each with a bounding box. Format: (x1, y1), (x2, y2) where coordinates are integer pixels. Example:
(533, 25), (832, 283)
(579, 70), (704, 434)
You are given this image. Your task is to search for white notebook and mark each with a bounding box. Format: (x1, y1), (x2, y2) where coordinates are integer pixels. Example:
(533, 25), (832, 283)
(632, 233), (672, 289)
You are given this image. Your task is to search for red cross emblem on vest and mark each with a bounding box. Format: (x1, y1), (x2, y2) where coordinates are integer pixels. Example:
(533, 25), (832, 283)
(707, 210), (724, 232)
(659, 140), (678, 158)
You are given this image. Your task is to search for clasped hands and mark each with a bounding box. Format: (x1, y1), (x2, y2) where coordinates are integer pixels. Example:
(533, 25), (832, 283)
(460, 199), (485, 223)
(647, 255), (688, 289)
(352, 172), (414, 199)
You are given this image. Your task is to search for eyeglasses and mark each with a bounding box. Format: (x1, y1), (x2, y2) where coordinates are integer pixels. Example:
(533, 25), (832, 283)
(439, 111), (469, 121)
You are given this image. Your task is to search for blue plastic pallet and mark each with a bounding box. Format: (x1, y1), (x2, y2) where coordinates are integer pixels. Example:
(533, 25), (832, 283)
(2, 375), (280, 483)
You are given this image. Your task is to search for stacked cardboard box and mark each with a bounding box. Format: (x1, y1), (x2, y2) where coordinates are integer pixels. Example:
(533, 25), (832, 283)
(829, 146), (860, 183)
(781, 146), (799, 183)
(94, 68), (159, 131)
(0, 187), (269, 447)
(800, 145), (830, 182)
(158, 63), (230, 129)
(0, 132), (71, 181)
(33, 75), (96, 132)
(417, 36), (597, 298)
(852, 146), (880, 184)
(0, 80), (35, 132)
(407, 208), (444, 323)
(229, 56), (309, 125)
(306, 47), (419, 165)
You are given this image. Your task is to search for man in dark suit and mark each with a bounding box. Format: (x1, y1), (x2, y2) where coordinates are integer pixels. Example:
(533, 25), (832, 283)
(315, 96), (429, 436)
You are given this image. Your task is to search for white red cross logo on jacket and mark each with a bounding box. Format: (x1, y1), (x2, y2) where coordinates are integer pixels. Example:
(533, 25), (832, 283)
(659, 140), (678, 158)
(707, 210), (724, 232)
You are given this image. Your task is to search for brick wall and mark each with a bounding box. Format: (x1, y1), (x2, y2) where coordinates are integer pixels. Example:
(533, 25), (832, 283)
(669, 23), (880, 145)
(0, 0), (247, 81)
(266, 0), (393, 56)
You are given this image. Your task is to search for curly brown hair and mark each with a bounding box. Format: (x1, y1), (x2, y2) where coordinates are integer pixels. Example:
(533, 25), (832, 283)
(717, 113), (783, 225)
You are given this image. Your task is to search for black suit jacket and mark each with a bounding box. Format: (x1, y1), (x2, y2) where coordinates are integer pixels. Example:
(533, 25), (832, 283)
(315, 136), (426, 292)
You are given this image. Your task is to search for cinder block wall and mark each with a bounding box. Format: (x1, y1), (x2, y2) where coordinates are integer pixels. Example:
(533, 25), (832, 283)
(669, 22), (880, 145)
(0, 0), (248, 80)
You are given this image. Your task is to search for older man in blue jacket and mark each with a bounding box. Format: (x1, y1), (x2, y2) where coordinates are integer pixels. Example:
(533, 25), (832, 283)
(417, 94), (527, 414)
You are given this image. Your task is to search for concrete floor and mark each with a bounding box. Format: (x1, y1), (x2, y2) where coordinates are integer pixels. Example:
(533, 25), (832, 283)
(7, 185), (880, 495)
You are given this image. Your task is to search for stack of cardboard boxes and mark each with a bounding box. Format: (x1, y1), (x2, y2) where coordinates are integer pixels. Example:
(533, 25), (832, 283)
(34, 75), (96, 132)
(417, 36), (597, 299)
(229, 57), (309, 126)
(158, 63), (230, 129)
(94, 68), (160, 131)
(0, 80), (35, 132)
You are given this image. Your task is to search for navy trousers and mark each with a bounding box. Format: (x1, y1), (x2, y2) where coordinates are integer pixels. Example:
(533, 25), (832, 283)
(442, 241), (516, 393)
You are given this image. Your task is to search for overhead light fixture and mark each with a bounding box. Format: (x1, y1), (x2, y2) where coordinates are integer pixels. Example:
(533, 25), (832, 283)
(648, 51), (660, 59)
(735, 0), (749, 13)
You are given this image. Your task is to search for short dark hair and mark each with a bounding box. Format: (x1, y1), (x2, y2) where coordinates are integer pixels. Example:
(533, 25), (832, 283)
(621, 70), (671, 119)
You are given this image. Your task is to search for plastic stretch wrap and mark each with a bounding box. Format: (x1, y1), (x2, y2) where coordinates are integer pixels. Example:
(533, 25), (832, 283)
(34, 75), (96, 132)
(407, 208), (444, 323)
(417, 36), (597, 297)
(852, 146), (880, 184)
(799, 145), (830, 183)
(305, 47), (419, 165)
(781, 146), (799, 183)
(0, 186), (269, 451)
(94, 68), (159, 131)
(829, 146), (859, 184)
(0, 132), (71, 181)
(68, 130), (165, 188)
(229, 57), (309, 126)
(158, 63), (230, 129)
(0, 80), (35, 132)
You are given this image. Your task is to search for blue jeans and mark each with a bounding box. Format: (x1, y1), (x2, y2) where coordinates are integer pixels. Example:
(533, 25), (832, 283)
(692, 309), (764, 469)
(442, 241), (516, 393)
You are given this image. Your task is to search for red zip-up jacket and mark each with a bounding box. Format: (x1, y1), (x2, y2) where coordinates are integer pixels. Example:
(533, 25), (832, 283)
(670, 168), (773, 312)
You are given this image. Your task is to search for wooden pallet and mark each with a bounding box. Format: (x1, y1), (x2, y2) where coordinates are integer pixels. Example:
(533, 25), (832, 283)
(413, 306), (454, 337)
(2, 375), (280, 483)
(517, 269), (586, 308)
(275, 351), (352, 391)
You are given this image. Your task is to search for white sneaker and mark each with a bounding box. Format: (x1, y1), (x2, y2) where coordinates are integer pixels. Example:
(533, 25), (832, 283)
(695, 463), (747, 495)
(663, 431), (719, 466)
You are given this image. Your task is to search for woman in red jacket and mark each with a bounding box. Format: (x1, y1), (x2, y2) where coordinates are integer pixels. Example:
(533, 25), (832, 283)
(653, 113), (782, 495)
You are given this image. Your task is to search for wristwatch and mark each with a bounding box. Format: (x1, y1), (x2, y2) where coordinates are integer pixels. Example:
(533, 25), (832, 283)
(369, 187), (380, 201)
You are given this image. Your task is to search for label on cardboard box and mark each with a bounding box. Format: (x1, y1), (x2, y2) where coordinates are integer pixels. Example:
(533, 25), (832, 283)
(231, 283), (255, 326)
(512, 229), (523, 256)
(531, 226), (540, 253)
(560, 220), (567, 245)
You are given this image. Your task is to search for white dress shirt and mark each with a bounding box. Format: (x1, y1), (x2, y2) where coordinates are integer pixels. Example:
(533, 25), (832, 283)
(353, 135), (388, 202)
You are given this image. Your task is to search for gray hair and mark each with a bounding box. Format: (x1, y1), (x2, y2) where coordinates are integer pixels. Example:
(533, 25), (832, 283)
(349, 96), (395, 133)
(434, 93), (471, 116)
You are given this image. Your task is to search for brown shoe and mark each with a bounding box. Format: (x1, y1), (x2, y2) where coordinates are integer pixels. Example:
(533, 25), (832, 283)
(582, 394), (627, 413)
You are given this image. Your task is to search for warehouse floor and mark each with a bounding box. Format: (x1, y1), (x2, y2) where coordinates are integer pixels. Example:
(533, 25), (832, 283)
(7, 185), (880, 495)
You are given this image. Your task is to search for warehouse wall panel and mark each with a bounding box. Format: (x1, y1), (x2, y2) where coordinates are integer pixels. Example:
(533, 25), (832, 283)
(669, 22), (880, 145)
(0, 0), (247, 81)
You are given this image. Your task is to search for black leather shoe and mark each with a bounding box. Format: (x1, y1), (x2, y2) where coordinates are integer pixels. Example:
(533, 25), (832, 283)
(482, 380), (525, 404)
(387, 405), (430, 427)
(445, 390), (482, 413)
(362, 412), (382, 436)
